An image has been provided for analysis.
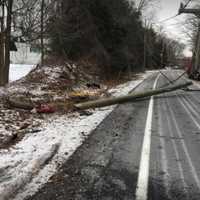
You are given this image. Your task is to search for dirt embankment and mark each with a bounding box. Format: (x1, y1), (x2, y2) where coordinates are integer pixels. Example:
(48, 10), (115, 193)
(0, 58), (138, 149)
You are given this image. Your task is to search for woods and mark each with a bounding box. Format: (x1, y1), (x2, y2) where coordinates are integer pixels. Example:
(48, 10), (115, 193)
(0, 0), (185, 86)
(49, 0), (184, 73)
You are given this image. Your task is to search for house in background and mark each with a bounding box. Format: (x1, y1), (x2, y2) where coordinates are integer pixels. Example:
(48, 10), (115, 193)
(10, 41), (41, 65)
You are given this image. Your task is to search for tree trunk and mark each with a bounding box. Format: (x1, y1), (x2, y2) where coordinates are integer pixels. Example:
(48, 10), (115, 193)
(0, 3), (5, 86)
(0, 32), (5, 86)
(0, 0), (13, 86)
(4, 0), (13, 84)
(41, 0), (45, 65)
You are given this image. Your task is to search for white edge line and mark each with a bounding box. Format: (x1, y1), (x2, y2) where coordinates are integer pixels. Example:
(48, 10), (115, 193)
(135, 74), (160, 200)
(12, 72), (154, 200)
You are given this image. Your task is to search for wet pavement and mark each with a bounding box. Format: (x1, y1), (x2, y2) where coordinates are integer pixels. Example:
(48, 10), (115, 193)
(27, 71), (200, 200)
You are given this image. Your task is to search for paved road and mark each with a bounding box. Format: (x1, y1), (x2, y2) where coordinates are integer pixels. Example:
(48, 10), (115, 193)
(28, 70), (200, 200)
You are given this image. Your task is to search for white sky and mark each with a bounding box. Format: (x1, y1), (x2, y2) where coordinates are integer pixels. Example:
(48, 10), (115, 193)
(156, 0), (193, 56)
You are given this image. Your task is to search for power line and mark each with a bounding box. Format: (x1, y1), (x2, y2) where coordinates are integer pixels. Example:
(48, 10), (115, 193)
(158, 0), (193, 23)
(159, 14), (180, 23)
(183, 0), (193, 9)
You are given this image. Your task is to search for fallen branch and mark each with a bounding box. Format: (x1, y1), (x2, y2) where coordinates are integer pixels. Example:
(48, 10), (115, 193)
(75, 81), (193, 110)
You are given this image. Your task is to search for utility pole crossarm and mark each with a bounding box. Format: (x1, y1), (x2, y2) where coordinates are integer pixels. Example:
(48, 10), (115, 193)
(179, 8), (200, 15)
(178, 3), (200, 16)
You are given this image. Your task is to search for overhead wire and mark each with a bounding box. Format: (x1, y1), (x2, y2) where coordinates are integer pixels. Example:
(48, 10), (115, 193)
(137, 1), (194, 79)
(158, 0), (193, 23)
(144, 1), (194, 88)
(159, 14), (180, 23)
(183, 0), (193, 9)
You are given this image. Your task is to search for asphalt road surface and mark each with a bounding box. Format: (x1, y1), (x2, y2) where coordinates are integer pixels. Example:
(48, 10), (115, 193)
(28, 70), (200, 200)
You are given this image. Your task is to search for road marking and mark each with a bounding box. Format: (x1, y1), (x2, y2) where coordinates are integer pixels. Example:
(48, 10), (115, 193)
(165, 99), (188, 191)
(185, 93), (200, 109)
(160, 71), (187, 191)
(168, 96), (200, 190)
(135, 74), (160, 200)
(180, 95), (200, 130)
(157, 102), (170, 195)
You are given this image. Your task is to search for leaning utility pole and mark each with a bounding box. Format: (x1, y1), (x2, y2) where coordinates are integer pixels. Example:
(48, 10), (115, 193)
(179, 3), (200, 72)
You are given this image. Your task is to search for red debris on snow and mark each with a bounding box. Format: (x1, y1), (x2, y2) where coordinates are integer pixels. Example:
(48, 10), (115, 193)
(36, 104), (56, 114)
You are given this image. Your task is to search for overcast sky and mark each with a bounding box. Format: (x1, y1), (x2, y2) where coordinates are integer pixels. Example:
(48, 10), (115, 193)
(158, 0), (181, 19)
(157, 0), (184, 39)
(156, 0), (192, 56)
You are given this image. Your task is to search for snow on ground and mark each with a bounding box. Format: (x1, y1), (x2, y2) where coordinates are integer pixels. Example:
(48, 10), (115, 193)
(0, 71), (153, 200)
(190, 78), (200, 88)
(9, 64), (35, 82)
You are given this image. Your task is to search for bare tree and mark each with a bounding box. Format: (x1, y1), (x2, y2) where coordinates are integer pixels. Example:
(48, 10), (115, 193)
(136, 0), (159, 12)
(0, 0), (56, 86)
(15, 0), (56, 63)
(0, 0), (14, 86)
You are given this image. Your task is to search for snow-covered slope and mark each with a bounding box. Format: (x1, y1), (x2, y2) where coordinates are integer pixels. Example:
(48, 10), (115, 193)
(0, 71), (153, 200)
(9, 64), (35, 82)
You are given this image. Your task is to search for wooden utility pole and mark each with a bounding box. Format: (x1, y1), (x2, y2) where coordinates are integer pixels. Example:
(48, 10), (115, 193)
(75, 82), (192, 110)
(179, 4), (200, 72)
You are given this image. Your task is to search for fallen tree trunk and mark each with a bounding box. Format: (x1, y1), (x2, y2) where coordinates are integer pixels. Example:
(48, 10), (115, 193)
(6, 97), (34, 110)
(75, 81), (193, 110)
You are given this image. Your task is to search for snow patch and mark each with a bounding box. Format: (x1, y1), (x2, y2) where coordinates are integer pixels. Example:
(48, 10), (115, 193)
(0, 71), (152, 200)
(9, 64), (35, 82)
